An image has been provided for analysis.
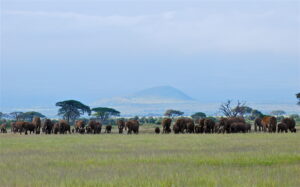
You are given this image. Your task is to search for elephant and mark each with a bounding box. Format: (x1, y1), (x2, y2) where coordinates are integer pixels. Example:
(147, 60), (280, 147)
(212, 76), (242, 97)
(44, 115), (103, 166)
(53, 123), (59, 134)
(173, 118), (188, 133)
(155, 127), (160, 134)
(219, 117), (245, 133)
(13, 121), (34, 135)
(161, 118), (172, 133)
(43, 119), (53, 134)
(0, 123), (7, 133)
(230, 122), (247, 133)
(245, 123), (251, 133)
(75, 120), (85, 134)
(254, 118), (263, 132)
(94, 122), (102, 134)
(117, 120), (125, 134)
(172, 122), (180, 134)
(10, 122), (16, 133)
(216, 123), (224, 133)
(277, 123), (288, 133)
(58, 120), (70, 134)
(194, 125), (201, 133)
(186, 119), (195, 133)
(204, 118), (215, 133)
(32, 117), (41, 134)
(262, 116), (277, 133)
(12, 121), (24, 134)
(218, 118), (227, 133)
(105, 125), (112, 133)
(125, 120), (140, 134)
(198, 118), (205, 133)
(23, 122), (35, 135)
(281, 118), (296, 133)
(213, 122), (224, 133)
(87, 120), (102, 134)
(85, 126), (91, 134)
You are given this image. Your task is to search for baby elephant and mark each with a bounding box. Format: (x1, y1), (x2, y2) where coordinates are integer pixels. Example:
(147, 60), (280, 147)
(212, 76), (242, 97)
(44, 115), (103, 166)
(277, 123), (288, 133)
(155, 127), (160, 134)
(105, 125), (112, 133)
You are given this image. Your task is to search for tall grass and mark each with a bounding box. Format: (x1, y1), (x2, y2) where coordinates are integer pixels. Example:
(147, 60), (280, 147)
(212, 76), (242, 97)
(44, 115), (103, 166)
(0, 133), (299, 187)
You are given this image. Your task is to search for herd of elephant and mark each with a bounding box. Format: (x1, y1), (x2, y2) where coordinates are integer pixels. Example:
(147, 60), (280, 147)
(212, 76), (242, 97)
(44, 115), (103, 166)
(0, 116), (297, 135)
(0, 118), (139, 135)
(159, 116), (296, 134)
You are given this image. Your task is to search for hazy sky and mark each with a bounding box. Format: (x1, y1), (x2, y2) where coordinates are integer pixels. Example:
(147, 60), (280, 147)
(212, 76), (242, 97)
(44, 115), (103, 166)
(1, 0), (300, 109)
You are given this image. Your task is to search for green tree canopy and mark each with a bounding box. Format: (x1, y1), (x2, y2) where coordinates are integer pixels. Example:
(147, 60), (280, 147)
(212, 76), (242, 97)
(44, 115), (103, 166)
(290, 114), (299, 119)
(164, 109), (184, 117)
(56, 100), (91, 124)
(9, 112), (24, 121)
(233, 106), (253, 117)
(250, 109), (264, 119)
(22, 111), (46, 121)
(92, 107), (120, 123)
(191, 112), (206, 120)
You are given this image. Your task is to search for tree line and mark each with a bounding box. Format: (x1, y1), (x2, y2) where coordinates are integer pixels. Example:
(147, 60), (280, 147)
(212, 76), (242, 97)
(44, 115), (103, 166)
(1, 93), (300, 125)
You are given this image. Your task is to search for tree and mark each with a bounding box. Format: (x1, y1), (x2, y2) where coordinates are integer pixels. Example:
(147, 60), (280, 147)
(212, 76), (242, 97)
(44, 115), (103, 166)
(219, 100), (247, 117)
(297, 93), (300, 105)
(147, 116), (156, 124)
(9, 112), (24, 121)
(164, 109), (184, 117)
(92, 107), (120, 123)
(233, 106), (253, 117)
(270, 110), (286, 116)
(22, 111), (45, 121)
(249, 109), (264, 120)
(290, 114), (299, 119)
(289, 114), (300, 121)
(191, 112), (206, 120)
(56, 100), (91, 124)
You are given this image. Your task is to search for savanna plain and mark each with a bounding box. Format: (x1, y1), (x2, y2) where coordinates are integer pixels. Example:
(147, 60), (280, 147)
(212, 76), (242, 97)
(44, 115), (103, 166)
(0, 127), (300, 187)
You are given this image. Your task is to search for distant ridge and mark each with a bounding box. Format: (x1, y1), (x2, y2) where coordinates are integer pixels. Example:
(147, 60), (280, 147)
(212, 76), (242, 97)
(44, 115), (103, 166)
(128, 86), (194, 101)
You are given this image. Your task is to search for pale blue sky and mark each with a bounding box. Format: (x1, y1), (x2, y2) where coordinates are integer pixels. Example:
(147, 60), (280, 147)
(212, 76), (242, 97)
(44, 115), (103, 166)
(1, 0), (300, 110)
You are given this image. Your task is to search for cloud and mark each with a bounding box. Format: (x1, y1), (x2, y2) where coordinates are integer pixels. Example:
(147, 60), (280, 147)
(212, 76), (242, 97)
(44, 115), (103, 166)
(3, 4), (299, 55)
(4, 10), (146, 26)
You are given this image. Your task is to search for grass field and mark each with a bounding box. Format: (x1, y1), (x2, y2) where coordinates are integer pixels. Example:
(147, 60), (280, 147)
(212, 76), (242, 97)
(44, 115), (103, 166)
(0, 131), (300, 187)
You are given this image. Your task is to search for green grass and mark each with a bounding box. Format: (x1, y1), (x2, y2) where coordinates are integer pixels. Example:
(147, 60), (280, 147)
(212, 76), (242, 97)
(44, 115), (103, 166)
(0, 132), (300, 187)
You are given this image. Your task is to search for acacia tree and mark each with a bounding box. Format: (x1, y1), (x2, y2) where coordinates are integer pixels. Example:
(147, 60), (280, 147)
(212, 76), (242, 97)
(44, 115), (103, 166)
(233, 106), (253, 117)
(91, 107), (120, 123)
(56, 100), (91, 124)
(164, 109), (184, 118)
(191, 112), (206, 120)
(9, 112), (24, 121)
(22, 111), (45, 121)
(219, 100), (247, 117)
(250, 109), (264, 119)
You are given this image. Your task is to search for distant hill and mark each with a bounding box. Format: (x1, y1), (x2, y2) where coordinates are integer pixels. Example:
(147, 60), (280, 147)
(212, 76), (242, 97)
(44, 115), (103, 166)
(91, 86), (197, 115)
(128, 86), (194, 101)
(90, 86), (300, 116)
